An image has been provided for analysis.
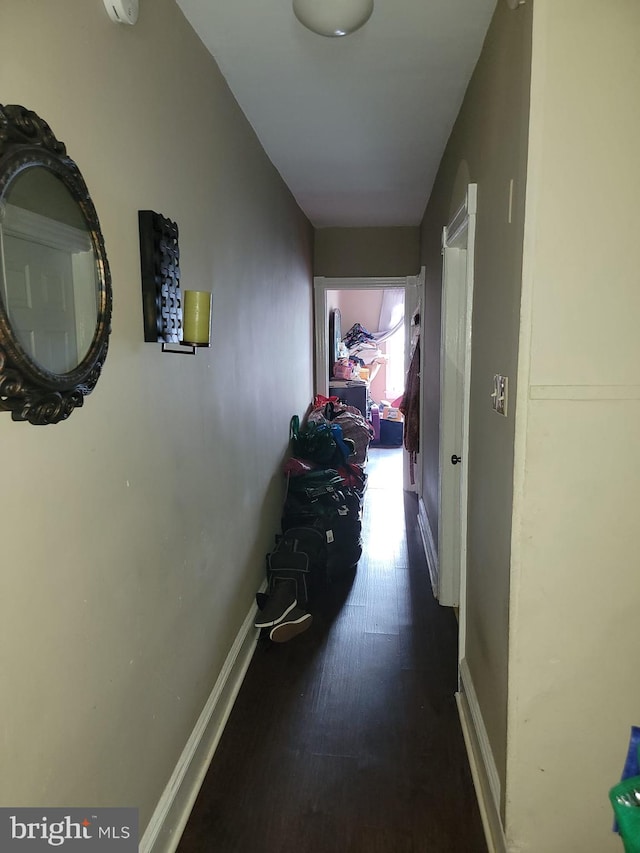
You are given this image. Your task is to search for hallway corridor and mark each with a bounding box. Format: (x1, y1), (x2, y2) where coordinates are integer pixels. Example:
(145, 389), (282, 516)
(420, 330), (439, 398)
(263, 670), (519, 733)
(178, 448), (487, 852)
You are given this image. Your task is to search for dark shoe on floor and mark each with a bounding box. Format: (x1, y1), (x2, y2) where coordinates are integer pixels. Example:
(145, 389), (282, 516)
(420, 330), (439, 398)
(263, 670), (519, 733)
(269, 607), (313, 643)
(254, 583), (297, 629)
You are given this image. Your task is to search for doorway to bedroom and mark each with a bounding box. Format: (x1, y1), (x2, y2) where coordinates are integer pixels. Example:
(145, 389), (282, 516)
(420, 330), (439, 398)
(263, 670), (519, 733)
(330, 287), (405, 413)
(313, 271), (424, 497)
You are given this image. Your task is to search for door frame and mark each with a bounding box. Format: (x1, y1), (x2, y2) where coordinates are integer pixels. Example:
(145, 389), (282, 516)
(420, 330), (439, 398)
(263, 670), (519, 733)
(438, 184), (477, 661)
(313, 271), (424, 493)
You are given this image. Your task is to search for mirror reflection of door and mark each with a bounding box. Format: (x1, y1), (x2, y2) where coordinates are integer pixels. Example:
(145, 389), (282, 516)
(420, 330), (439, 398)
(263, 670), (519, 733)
(3, 234), (78, 374)
(0, 166), (98, 375)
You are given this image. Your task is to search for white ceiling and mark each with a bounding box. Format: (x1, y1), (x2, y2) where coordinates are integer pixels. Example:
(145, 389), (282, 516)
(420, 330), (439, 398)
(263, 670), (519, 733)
(175, 0), (497, 228)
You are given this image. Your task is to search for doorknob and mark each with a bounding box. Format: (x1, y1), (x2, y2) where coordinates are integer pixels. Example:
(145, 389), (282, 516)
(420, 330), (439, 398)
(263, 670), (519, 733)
(451, 454), (461, 465)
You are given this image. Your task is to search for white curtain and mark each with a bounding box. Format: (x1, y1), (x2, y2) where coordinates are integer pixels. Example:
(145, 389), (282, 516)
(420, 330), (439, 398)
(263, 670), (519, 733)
(373, 288), (404, 344)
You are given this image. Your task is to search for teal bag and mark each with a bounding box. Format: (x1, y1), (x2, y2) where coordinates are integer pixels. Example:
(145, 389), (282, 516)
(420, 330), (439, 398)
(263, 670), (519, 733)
(610, 776), (640, 853)
(289, 415), (336, 465)
(611, 733), (640, 852)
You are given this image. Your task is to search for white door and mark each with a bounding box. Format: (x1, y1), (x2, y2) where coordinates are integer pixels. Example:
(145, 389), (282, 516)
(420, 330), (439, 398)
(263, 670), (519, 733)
(438, 246), (467, 606)
(437, 185), (476, 621)
(3, 234), (78, 374)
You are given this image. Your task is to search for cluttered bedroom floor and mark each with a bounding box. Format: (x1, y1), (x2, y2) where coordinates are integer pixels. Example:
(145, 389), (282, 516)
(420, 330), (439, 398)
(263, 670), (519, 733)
(177, 447), (487, 853)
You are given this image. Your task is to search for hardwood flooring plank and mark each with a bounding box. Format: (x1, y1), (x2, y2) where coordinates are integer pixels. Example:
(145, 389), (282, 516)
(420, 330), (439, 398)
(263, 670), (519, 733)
(363, 566), (400, 635)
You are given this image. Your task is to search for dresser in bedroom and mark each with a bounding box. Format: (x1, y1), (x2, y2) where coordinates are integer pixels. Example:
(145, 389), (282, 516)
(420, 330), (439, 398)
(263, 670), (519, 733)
(328, 380), (368, 418)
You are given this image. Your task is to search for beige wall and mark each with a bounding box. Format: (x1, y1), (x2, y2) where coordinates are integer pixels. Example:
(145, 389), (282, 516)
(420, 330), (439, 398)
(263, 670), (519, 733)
(336, 289), (383, 336)
(0, 0), (313, 834)
(314, 226), (420, 277)
(507, 2), (640, 849)
(420, 0), (533, 800)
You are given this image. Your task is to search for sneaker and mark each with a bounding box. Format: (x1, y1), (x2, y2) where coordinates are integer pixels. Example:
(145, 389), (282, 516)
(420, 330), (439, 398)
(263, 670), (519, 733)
(254, 583), (297, 629)
(269, 608), (313, 643)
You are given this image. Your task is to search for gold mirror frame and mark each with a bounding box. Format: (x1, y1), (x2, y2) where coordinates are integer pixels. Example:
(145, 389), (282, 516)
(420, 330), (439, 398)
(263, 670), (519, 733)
(0, 104), (112, 425)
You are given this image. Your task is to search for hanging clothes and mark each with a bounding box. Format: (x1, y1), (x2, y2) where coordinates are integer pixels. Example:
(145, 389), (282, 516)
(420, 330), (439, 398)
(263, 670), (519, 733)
(400, 338), (420, 484)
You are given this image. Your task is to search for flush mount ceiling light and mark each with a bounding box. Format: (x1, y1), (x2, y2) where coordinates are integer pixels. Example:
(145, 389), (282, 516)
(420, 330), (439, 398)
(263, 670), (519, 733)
(103, 0), (139, 24)
(292, 0), (374, 37)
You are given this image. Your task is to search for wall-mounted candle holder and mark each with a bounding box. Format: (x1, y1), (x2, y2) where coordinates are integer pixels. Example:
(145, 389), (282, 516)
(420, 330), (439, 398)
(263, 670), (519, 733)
(182, 290), (212, 348)
(138, 210), (211, 354)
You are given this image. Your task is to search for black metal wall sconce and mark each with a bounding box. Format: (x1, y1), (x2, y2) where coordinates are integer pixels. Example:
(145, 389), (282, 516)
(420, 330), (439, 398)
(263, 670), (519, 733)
(139, 210), (211, 354)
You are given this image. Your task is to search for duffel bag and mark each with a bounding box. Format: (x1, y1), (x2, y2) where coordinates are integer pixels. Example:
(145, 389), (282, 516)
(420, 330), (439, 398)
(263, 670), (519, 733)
(331, 410), (372, 465)
(326, 539), (362, 579)
(282, 507), (362, 581)
(267, 526), (327, 604)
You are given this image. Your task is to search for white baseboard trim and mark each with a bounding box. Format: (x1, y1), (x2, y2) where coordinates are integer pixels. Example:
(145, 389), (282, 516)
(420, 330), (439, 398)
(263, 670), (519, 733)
(417, 496), (439, 598)
(140, 588), (265, 853)
(456, 658), (506, 853)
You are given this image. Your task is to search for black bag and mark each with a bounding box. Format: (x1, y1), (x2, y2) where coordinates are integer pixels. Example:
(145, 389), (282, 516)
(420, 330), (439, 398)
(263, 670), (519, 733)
(267, 526), (327, 604)
(287, 468), (344, 501)
(282, 496), (363, 581)
(281, 452), (366, 583)
(326, 537), (362, 578)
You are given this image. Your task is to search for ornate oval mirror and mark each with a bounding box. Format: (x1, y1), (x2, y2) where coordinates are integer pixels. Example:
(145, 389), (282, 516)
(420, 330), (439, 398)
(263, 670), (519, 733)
(0, 104), (112, 424)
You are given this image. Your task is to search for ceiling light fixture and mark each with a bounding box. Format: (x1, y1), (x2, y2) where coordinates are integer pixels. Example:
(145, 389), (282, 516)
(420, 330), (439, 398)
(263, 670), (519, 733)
(102, 0), (139, 25)
(292, 0), (374, 37)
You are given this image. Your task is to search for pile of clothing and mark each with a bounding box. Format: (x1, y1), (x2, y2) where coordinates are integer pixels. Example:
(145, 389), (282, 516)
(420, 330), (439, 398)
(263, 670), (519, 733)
(254, 398), (372, 643)
(342, 322), (384, 369)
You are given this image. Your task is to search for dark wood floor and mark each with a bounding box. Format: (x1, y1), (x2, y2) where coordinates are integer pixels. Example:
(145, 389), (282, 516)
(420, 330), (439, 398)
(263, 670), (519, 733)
(178, 448), (487, 853)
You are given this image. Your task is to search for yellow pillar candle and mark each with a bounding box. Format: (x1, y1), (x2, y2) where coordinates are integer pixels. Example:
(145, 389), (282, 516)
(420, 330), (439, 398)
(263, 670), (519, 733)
(182, 290), (211, 346)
